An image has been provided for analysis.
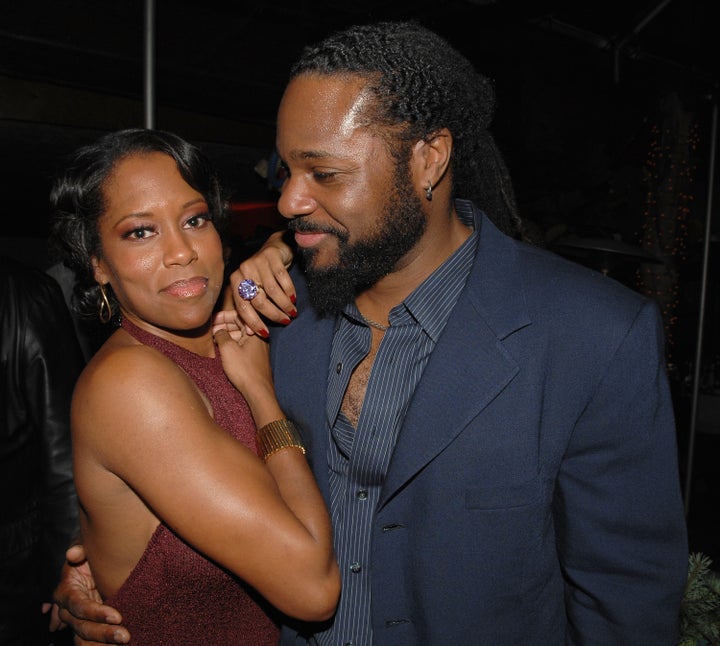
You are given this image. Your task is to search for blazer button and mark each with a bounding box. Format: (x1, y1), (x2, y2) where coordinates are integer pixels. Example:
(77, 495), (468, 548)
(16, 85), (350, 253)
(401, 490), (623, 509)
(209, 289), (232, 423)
(350, 562), (362, 573)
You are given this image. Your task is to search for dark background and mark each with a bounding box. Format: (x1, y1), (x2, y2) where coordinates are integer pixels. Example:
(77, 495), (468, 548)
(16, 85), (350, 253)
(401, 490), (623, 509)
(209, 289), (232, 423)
(1, 0), (718, 559)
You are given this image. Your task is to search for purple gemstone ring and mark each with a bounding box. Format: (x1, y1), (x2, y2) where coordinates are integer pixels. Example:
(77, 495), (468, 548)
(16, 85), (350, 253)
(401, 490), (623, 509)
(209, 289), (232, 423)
(238, 278), (262, 301)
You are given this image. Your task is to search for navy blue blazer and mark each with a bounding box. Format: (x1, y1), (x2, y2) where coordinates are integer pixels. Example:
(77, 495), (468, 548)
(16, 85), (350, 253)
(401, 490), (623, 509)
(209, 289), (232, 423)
(271, 201), (688, 645)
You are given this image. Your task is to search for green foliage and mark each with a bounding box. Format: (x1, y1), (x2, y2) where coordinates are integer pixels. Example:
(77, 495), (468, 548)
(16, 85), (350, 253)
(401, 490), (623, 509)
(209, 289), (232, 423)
(680, 553), (720, 645)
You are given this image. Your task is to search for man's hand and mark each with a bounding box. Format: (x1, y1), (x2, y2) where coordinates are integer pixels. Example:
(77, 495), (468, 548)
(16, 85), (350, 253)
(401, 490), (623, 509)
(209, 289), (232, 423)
(52, 544), (130, 645)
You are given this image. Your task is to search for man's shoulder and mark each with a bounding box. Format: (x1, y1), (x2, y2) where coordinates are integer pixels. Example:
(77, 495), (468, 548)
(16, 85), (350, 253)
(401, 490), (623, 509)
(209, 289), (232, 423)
(467, 224), (657, 349)
(468, 204), (650, 307)
(517, 239), (650, 309)
(508, 242), (663, 357)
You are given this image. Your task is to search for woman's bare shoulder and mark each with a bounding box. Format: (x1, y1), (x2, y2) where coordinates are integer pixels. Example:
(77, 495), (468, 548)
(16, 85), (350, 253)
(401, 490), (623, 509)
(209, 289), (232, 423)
(73, 328), (208, 449)
(80, 328), (186, 390)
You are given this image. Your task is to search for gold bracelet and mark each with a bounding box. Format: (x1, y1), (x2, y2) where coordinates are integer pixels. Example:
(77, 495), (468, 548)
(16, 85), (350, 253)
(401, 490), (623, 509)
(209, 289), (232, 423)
(256, 419), (306, 462)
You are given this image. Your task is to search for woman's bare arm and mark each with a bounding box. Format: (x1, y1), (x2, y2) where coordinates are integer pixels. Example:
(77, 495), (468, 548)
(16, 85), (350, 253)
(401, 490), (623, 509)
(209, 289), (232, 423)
(74, 336), (338, 622)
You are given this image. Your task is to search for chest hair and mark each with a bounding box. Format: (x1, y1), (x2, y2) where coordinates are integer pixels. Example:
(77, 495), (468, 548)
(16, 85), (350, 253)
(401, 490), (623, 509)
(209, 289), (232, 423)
(340, 328), (384, 428)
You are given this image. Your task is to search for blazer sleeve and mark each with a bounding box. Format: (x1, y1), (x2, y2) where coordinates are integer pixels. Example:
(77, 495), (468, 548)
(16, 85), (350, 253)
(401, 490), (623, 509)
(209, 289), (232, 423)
(553, 300), (688, 645)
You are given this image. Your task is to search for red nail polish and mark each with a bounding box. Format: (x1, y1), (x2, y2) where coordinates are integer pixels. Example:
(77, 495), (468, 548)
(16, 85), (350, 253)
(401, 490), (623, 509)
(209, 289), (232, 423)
(258, 328), (270, 338)
(290, 294), (297, 304)
(281, 318), (292, 325)
(289, 308), (298, 318)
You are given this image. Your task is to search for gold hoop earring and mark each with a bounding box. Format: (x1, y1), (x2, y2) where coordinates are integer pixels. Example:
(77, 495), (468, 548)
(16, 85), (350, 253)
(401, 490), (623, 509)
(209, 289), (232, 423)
(98, 283), (112, 324)
(425, 181), (433, 201)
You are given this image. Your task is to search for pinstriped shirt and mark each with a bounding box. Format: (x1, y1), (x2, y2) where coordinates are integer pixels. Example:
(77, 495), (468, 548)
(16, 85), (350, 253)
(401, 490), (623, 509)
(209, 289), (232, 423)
(315, 210), (478, 646)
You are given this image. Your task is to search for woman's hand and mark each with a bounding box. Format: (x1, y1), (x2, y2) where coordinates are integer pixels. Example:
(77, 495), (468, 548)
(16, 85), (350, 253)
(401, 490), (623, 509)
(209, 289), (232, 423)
(211, 306), (247, 340)
(214, 328), (283, 427)
(228, 231), (297, 337)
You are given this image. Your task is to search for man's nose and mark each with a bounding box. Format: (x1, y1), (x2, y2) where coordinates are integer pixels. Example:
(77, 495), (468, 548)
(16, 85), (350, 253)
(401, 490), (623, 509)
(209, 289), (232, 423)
(277, 175), (316, 220)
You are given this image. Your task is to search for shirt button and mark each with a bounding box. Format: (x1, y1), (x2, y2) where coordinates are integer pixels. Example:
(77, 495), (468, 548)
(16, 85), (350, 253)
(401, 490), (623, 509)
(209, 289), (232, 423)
(336, 362), (342, 374)
(356, 490), (368, 500)
(350, 562), (362, 573)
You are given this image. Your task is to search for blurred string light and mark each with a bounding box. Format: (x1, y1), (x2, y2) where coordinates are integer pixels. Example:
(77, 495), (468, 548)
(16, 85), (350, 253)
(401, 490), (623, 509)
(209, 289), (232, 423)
(636, 113), (700, 363)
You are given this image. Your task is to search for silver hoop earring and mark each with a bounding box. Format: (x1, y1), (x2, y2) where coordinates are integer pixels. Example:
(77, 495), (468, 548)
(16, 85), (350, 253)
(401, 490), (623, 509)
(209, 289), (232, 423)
(98, 283), (112, 324)
(425, 182), (433, 201)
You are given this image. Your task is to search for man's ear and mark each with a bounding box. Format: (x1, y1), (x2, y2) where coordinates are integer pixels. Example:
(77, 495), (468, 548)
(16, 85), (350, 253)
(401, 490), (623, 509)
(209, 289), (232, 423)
(411, 127), (452, 191)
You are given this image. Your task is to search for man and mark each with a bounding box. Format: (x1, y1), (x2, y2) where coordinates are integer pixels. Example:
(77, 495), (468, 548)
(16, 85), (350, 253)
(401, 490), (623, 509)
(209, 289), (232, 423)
(1, 256), (84, 645)
(55, 21), (687, 645)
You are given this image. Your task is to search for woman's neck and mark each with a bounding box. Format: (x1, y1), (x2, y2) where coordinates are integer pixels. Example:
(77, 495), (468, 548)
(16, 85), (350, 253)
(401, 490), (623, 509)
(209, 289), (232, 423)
(121, 312), (216, 357)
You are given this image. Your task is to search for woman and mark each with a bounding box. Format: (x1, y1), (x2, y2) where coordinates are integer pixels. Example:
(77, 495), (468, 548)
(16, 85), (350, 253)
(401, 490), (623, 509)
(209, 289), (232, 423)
(49, 128), (339, 644)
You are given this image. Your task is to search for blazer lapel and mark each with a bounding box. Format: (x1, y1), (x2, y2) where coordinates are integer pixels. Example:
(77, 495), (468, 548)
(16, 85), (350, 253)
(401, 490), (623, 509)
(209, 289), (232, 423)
(379, 209), (531, 509)
(272, 304), (335, 499)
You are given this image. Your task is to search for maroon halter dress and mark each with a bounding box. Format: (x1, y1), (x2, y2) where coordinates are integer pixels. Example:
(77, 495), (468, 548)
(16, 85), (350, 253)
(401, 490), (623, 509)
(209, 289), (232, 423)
(103, 317), (280, 645)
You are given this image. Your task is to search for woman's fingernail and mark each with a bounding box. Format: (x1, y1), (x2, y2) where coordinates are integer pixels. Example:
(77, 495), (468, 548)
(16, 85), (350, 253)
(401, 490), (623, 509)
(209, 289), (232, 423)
(289, 308), (297, 318)
(258, 328), (270, 338)
(290, 294), (297, 304)
(281, 318), (292, 325)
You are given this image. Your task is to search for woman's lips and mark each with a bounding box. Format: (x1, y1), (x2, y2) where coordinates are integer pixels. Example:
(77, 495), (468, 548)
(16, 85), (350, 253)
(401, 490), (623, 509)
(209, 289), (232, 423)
(162, 277), (208, 298)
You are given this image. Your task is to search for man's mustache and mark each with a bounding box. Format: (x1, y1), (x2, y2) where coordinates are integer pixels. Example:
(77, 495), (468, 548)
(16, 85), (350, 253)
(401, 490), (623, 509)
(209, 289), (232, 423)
(288, 220), (345, 238)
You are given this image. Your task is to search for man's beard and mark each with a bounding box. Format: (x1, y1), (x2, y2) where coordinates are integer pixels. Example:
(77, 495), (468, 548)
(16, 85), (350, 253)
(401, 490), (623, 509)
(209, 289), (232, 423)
(292, 172), (427, 317)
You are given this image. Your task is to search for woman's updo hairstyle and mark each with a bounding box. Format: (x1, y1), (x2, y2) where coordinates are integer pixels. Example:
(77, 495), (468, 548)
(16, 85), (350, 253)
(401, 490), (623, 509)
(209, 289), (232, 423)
(50, 128), (227, 321)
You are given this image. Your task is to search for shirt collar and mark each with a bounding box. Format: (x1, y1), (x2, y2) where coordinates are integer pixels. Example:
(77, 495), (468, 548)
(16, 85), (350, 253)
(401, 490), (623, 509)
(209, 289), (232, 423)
(342, 203), (479, 343)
